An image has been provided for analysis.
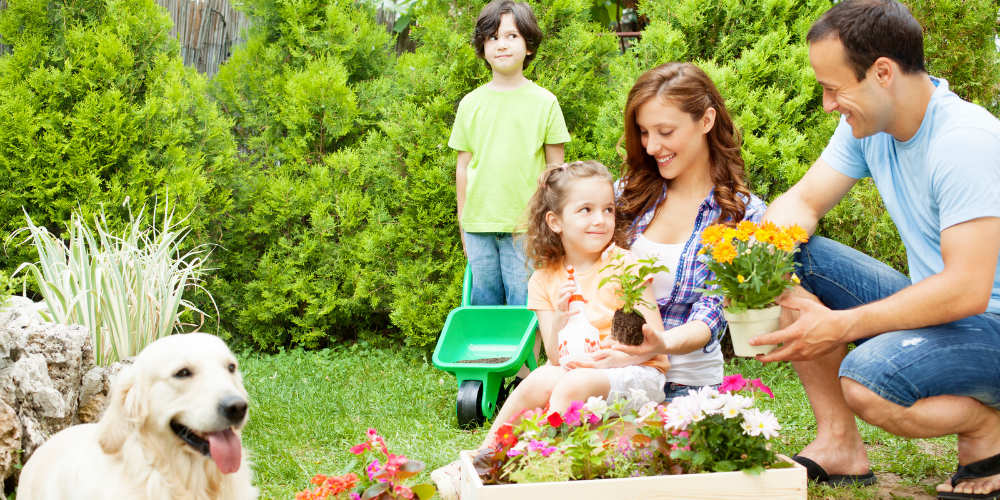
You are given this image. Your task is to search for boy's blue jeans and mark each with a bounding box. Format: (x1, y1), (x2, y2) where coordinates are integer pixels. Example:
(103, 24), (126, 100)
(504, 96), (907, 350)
(463, 231), (531, 306)
(796, 236), (1000, 409)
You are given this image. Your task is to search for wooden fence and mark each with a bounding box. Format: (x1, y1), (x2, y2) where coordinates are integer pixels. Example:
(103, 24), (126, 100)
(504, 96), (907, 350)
(0, 0), (7, 56)
(0, 1), (406, 75)
(0, 0), (250, 76)
(156, 0), (251, 77)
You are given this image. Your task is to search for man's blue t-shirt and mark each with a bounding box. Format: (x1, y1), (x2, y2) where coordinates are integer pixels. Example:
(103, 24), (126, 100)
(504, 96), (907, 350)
(820, 77), (1000, 314)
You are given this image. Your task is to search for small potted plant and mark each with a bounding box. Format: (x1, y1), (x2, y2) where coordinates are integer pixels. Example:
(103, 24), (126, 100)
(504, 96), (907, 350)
(698, 221), (809, 356)
(295, 428), (436, 500)
(598, 254), (669, 346)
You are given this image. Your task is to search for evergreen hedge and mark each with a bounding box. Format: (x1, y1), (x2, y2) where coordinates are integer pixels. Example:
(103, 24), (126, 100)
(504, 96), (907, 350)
(0, 0), (236, 271)
(1, 0), (997, 350)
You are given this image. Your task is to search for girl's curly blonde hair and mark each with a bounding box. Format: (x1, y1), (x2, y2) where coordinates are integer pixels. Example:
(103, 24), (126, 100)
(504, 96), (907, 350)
(522, 161), (622, 270)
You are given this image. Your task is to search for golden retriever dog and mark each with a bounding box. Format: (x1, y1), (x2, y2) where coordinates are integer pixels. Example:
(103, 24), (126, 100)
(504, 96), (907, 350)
(18, 333), (258, 500)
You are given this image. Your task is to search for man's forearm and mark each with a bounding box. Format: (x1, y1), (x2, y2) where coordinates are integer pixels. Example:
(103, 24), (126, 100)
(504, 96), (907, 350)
(763, 190), (821, 235)
(841, 271), (989, 342)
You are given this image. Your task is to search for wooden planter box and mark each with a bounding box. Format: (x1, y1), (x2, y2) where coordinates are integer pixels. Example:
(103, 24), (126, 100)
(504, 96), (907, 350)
(458, 450), (806, 500)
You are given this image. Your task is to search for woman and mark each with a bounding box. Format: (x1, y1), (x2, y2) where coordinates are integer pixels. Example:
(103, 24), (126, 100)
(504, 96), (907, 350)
(603, 62), (767, 399)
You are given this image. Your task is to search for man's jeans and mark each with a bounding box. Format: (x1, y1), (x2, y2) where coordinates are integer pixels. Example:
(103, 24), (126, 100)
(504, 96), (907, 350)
(463, 231), (531, 306)
(796, 236), (1000, 409)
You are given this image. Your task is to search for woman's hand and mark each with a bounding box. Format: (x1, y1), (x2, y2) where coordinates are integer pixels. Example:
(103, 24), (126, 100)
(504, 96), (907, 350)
(610, 324), (669, 356)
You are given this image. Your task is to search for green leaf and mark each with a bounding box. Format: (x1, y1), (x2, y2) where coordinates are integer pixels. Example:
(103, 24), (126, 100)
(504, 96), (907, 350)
(411, 483), (436, 500)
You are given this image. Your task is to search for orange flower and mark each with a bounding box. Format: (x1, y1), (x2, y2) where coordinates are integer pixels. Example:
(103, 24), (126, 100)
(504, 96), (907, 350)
(759, 221), (780, 234)
(773, 233), (795, 252)
(712, 240), (737, 264)
(701, 224), (726, 246)
(736, 221), (756, 241)
(786, 224), (809, 244)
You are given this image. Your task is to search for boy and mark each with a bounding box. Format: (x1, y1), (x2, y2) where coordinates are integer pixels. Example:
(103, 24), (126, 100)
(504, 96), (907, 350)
(450, 0), (570, 307)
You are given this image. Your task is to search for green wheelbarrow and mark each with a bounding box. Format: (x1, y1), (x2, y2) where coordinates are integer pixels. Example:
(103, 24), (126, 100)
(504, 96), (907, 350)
(432, 265), (538, 429)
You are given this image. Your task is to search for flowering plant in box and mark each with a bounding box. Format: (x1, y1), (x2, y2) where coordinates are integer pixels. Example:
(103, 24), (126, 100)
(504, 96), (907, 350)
(698, 221), (808, 312)
(472, 374), (783, 484)
(655, 374), (781, 474)
(472, 395), (673, 484)
(295, 428), (435, 500)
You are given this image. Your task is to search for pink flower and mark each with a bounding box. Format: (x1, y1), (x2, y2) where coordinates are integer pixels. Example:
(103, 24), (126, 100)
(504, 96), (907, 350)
(349, 443), (369, 455)
(749, 378), (774, 398)
(507, 448), (523, 457)
(366, 459), (382, 481)
(384, 453), (407, 476)
(393, 485), (415, 499)
(617, 436), (631, 453)
(720, 374), (747, 393)
(350, 494), (361, 500)
(564, 400), (584, 427)
(587, 413), (600, 425)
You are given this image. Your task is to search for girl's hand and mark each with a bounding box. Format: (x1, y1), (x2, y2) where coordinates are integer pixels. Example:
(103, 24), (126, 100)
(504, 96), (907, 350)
(610, 324), (669, 356)
(554, 280), (580, 314)
(565, 349), (631, 369)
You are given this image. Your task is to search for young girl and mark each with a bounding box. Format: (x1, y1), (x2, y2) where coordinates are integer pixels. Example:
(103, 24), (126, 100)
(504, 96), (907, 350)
(431, 161), (669, 500)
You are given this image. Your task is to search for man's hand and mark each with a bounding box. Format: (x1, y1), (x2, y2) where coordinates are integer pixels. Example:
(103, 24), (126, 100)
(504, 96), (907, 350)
(753, 294), (852, 362)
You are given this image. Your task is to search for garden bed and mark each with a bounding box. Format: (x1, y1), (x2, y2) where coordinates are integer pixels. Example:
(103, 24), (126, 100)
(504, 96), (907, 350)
(458, 450), (806, 500)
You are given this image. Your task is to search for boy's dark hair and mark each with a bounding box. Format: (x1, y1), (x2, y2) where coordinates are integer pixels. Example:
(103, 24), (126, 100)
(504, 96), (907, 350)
(807, 0), (925, 82)
(472, 1), (543, 70)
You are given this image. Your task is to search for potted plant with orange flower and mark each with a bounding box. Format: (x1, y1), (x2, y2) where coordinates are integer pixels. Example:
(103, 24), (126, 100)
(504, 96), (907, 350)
(698, 221), (809, 356)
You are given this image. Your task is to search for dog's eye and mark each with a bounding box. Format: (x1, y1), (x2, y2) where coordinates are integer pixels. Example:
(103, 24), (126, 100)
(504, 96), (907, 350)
(174, 367), (192, 379)
(227, 363), (236, 373)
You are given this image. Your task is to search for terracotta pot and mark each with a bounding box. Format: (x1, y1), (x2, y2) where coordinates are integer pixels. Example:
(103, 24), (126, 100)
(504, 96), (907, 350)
(723, 305), (781, 357)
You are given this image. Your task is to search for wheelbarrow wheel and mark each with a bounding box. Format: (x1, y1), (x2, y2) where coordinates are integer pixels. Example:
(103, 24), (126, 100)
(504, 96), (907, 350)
(457, 380), (484, 429)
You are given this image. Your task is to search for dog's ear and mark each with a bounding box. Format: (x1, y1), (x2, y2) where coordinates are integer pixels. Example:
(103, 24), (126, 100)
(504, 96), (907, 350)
(97, 366), (145, 453)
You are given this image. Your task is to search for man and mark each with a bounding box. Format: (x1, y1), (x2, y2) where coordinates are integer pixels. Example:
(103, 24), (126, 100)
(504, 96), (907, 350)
(754, 1), (1000, 498)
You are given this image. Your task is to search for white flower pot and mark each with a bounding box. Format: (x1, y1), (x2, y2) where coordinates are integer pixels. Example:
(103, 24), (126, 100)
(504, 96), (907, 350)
(724, 305), (782, 357)
(458, 450), (806, 500)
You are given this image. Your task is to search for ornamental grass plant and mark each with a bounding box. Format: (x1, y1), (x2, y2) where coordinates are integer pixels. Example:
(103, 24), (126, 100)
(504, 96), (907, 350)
(13, 202), (214, 365)
(698, 221), (809, 313)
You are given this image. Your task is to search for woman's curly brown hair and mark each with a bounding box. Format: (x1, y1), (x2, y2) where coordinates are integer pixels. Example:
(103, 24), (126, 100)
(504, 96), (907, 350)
(615, 62), (752, 247)
(522, 161), (622, 270)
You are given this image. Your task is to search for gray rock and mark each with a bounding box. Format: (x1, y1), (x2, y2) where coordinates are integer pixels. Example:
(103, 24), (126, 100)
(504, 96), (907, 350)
(0, 400), (20, 480)
(0, 296), (111, 483)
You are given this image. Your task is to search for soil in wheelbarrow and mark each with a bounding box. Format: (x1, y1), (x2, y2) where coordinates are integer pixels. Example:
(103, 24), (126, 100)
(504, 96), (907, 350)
(612, 309), (646, 346)
(457, 357), (510, 364)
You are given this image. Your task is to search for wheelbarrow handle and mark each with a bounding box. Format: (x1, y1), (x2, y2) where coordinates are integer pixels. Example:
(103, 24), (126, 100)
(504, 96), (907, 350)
(461, 263), (473, 307)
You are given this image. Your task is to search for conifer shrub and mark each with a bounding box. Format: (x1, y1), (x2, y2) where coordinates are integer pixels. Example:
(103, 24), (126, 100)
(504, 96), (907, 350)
(0, 0), (236, 273)
(208, 0), (621, 349)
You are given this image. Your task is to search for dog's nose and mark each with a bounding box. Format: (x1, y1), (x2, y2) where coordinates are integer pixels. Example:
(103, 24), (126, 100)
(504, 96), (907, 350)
(218, 396), (248, 424)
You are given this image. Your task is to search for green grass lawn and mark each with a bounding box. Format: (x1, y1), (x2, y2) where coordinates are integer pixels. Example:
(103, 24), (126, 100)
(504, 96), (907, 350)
(240, 344), (957, 499)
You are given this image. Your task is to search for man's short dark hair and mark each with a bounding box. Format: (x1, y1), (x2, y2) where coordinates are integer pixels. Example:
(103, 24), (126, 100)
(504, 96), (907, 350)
(472, 1), (543, 70)
(807, 0), (926, 81)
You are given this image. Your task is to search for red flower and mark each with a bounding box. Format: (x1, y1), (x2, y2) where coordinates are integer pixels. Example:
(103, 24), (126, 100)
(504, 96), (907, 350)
(496, 423), (518, 448)
(547, 411), (564, 428)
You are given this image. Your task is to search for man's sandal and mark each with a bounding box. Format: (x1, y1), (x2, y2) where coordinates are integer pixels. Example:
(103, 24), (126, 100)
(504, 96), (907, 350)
(791, 455), (877, 487)
(938, 452), (1000, 500)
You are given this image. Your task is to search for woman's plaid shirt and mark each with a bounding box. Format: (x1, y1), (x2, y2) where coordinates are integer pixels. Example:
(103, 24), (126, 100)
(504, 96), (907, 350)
(620, 183), (767, 351)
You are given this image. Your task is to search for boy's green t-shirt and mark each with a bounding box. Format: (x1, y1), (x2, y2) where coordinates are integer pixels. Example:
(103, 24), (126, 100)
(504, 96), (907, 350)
(449, 81), (571, 233)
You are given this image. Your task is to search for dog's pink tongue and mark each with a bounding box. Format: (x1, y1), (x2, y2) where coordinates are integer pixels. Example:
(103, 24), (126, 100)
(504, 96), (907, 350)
(207, 429), (242, 474)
